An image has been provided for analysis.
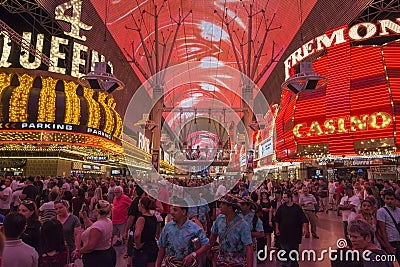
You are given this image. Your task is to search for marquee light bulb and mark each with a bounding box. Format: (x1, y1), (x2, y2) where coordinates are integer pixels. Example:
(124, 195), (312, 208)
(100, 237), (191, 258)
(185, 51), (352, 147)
(37, 76), (57, 122)
(9, 74), (34, 122)
(0, 31), (12, 68)
(20, 32), (44, 69)
(64, 81), (81, 125)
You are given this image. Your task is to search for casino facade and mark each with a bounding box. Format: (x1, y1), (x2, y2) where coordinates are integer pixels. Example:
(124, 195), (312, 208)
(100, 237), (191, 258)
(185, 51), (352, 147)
(0, 0), (175, 178)
(267, 19), (400, 181)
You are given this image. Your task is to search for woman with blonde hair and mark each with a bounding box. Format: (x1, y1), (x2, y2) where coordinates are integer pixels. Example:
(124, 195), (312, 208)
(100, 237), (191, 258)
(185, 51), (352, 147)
(80, 200), (116, 267)
(89, 187), (103, 219)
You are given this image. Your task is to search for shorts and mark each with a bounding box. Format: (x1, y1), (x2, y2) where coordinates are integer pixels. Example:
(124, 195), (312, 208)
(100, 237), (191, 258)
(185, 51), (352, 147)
(82, 247), (116, 267)
(132, 241), (158, 267)
(112, 222), (126, 236)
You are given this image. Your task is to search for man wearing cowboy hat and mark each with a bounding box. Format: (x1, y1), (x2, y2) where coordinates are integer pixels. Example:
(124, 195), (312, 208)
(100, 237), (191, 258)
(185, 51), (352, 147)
(209, 194), (253, 267)
(156, 198), (209, 267)
(239, 196), (264, 267)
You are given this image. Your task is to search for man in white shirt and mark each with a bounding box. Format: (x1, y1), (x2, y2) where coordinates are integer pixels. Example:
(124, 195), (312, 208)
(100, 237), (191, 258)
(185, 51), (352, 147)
(2, 213), (39, 267)
(376, 190), (400, 262)
(11, 184), (23, 212)
(328, 178), (337, 211)
(215, 182), (227, 199)
(299, 186), (319, 238)
(107, 179), (116, 203)
(338, 184), (360, 248)
(0, 178), (13, 215)
(267, 179), (273, 194)
(10, 178), (18, 191)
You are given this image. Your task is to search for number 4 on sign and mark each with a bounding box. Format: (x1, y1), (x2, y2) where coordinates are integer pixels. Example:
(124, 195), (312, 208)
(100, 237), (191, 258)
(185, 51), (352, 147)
(55, 0), (93, 41)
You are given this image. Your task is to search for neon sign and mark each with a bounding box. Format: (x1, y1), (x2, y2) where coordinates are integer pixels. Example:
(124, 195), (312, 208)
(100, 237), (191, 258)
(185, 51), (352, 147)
(293, 112), (392, 138)
(0, 0), (113, 78)
(284, 18), (400, 80)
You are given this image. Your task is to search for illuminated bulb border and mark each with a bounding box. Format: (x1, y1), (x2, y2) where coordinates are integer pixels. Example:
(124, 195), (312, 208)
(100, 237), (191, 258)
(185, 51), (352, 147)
(83, 87), (100, 129)
(9, 74), (34, 122)
(98, 92), (114, 135)
(37, 76), (57, 122)
(64, 80), (81, 125)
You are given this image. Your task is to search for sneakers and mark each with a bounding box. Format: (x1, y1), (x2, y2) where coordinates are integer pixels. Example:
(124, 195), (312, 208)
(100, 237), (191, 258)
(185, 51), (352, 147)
(304, 234), (310, 238)
(312, 235), (320, 239)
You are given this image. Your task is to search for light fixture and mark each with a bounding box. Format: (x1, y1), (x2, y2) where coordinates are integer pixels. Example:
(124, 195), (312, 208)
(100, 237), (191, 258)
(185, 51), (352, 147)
(79, 62), (124, 93)
(281, 62), (327, 94)
(134, 113), (156, 131)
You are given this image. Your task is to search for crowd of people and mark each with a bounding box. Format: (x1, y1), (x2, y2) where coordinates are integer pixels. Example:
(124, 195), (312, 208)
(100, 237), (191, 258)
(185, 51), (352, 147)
(0, 175), (398, 266)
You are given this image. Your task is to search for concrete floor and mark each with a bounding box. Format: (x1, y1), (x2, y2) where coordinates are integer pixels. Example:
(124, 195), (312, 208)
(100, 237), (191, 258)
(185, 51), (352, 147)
(76, 211), (399, 267)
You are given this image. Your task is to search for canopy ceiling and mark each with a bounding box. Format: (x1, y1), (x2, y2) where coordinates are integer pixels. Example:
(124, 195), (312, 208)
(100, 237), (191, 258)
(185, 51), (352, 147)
(90, 0), (318, 143)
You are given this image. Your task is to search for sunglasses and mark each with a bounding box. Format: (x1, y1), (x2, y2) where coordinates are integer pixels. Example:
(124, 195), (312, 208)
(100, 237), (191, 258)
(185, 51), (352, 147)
(55, 199), (69, 207)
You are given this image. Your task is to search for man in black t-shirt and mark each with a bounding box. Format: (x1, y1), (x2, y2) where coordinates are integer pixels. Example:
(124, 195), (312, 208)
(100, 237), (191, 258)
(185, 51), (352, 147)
(275, 192), (308, 267)
(20, 176), (39, 203)
(270, 190), (282, 249)
(318, 179), (329, 213)
(124, 186), (144, 262)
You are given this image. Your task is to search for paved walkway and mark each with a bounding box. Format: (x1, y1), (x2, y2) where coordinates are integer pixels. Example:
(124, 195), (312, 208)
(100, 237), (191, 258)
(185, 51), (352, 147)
(259, 211), (400, 267)
(259, 211), (343, 267)
(76, 211), (399, 267)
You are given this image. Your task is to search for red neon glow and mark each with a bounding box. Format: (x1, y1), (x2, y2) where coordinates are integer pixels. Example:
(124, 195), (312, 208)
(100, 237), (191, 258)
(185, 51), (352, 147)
(277, 38), (400, 160)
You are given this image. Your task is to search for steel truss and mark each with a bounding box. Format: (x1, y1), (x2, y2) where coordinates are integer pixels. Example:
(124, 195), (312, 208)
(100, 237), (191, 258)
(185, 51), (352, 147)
(352, 0), (400, 25)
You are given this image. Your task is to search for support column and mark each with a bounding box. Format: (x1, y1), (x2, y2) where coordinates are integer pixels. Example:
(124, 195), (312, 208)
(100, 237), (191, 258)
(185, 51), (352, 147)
(243, 84), (254, 181)
(151, 97), (163, 173)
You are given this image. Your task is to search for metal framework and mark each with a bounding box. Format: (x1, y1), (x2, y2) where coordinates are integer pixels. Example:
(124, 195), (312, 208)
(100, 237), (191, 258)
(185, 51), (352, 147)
(352, 0), (400, 25)
(0, 18), (53, 67)
(161, 107), (246, 112)
(214, 1), (282, 85)
(124, 1), (191, 91)
(1, 0), (70, 69)
(124, 1), (192, 172)
(1, 0), (65, 37)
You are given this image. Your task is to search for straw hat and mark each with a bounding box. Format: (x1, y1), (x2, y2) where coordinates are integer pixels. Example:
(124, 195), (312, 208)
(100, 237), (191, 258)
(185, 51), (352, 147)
(218, 194), (242, 211)
(239, 196), (259, 211)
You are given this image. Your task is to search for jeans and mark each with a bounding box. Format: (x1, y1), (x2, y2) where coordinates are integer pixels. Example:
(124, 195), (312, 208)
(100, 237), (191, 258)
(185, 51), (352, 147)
(389, 241), (400, 263)
(304, 210), (317, 236)
(127, 234), (134, 256)
(343, 221), (352, 248)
